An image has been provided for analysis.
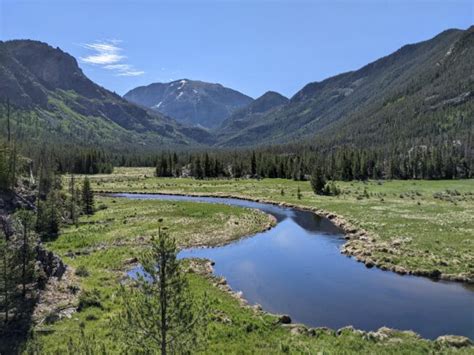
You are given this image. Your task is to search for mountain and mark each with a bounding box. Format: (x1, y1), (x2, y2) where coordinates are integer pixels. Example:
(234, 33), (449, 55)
(215, 27), (473, 148)
(0, 40), (213, 150)
(124, 79), (254, 128)
(217, 91), (288, 145)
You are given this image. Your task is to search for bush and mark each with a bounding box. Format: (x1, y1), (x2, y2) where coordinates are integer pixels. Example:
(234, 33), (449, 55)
(323, 181), (341, 196)
(78, 289), (102, 311)
(75, 265), (89, 277)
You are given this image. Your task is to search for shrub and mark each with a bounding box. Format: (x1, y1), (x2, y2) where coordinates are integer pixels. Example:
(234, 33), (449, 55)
(310, 168), (326, 195)
(322, 181), (341, 196)
(75, 265), (89, 277)
(78, 289), (102, 311)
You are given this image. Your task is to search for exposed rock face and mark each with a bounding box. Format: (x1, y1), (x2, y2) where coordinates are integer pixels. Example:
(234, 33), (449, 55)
(36, 244), (66, 280)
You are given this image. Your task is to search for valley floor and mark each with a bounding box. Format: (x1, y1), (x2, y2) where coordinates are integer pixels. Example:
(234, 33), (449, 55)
(27, 169), (474, 353)
(92, 168), (474, 280)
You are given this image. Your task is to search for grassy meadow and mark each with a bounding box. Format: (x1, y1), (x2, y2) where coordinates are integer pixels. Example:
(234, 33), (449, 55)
(29, 186), (473, 353)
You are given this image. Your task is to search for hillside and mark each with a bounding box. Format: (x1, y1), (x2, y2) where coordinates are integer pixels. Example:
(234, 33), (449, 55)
(0, 40), (213, 150)
(217, 91), (288, 145)
(215, 27), (473, 148)
(124, 79), (253, 128)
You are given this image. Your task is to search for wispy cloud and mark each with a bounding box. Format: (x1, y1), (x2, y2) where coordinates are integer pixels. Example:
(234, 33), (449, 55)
(80, 40), (144, 77)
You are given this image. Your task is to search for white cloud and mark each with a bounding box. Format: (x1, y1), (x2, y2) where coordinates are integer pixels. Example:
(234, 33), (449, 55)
(80, 40), (144, 76)
(104, 64), (145, 77)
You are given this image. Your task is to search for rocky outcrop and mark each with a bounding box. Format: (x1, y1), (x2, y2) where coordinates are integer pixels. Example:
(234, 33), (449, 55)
(435, 335), (473, 348)
(36, 244), (67, 280)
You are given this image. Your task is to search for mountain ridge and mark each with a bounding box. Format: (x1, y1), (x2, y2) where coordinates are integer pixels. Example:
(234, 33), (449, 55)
(0, 40), (214, 149)
(214, 26), (473, 148)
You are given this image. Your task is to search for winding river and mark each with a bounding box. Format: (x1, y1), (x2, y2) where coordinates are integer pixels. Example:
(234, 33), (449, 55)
(117, 193), (474, 340)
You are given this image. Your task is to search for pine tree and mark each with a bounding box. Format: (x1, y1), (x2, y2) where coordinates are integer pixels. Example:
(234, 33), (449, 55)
(82, 177), (94, 215)
(14, 210), (36, 297)
(36, 190), (60, 239)
(194, 157), (204, 179)
(0, 235), (17, 326)
(69, 174), (79, 225)
(115, 230), (209, 354)
(204, 153), (211, 178)
(251, 151), (257, 176)
(310, 168), (326, 195)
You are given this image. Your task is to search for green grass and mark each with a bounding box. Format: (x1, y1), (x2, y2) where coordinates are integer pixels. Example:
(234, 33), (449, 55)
(85, 168), (474, 278)
(30, 191), (472, 354)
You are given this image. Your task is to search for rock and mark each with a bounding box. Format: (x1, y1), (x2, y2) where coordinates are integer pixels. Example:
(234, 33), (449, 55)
(364, 259), (375, 268)
(336, 325), (355, 335)
(391, 238), (403, 246)
(364, 331), (388, 342)
(393, 266), (408, 275)
(282, 324), (307, 336)
(337, 325), (366, 337)
(435, 335), (472, 348)
(36, 245), (66, 279)
(277, 314), (292, 324)
(308, 327), (335, 337)
(215, 277), (227, 286)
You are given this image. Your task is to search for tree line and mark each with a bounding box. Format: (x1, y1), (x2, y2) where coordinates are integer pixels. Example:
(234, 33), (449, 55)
(150, 140), (472, 181)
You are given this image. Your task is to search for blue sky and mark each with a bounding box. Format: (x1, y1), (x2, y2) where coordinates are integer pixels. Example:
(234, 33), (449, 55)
(1, 0), (472, 98)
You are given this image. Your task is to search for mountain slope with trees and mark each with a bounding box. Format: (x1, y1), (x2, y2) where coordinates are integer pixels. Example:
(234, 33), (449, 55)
(124, 79), (254, 128)
(215, 27), (473, 149)
(0, 40), (214, 151)
(217, 91), (289, 145)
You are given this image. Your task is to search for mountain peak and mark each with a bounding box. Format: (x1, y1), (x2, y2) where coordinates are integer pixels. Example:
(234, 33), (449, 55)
(124, 79), (253, 128)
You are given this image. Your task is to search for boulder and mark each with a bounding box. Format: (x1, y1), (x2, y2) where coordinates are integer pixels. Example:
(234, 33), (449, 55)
(435, 335), (472, 348)
(277, 314), (292, 324)
(282, 324), (307, 336)
(364, 259), (375, 268)
(36, 245), (66, 279)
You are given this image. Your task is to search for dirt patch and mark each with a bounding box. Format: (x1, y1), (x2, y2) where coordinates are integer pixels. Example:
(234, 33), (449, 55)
(33, 267), (80, 327)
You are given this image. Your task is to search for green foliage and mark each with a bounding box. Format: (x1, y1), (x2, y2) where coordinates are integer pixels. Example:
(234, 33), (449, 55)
(310, 168), (326, 195)
(323, 181), (341, 196)
(0, 145), (17, 191)
(0, 235), (18, 327)
(81, 177), (94, 215)
(115, 230), (209, 354)
(65, 325), (108, 354)
(0, 210), (37, 354)
(13, 210), (37, 297)
(75, 265), (89, 278)
(78, 289), (102, 311)
(36, 190), (61, 239)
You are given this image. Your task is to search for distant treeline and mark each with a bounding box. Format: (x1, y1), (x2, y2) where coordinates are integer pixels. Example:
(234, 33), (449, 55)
(149, 140), (472, 181)
(2, 133), (472, 182)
